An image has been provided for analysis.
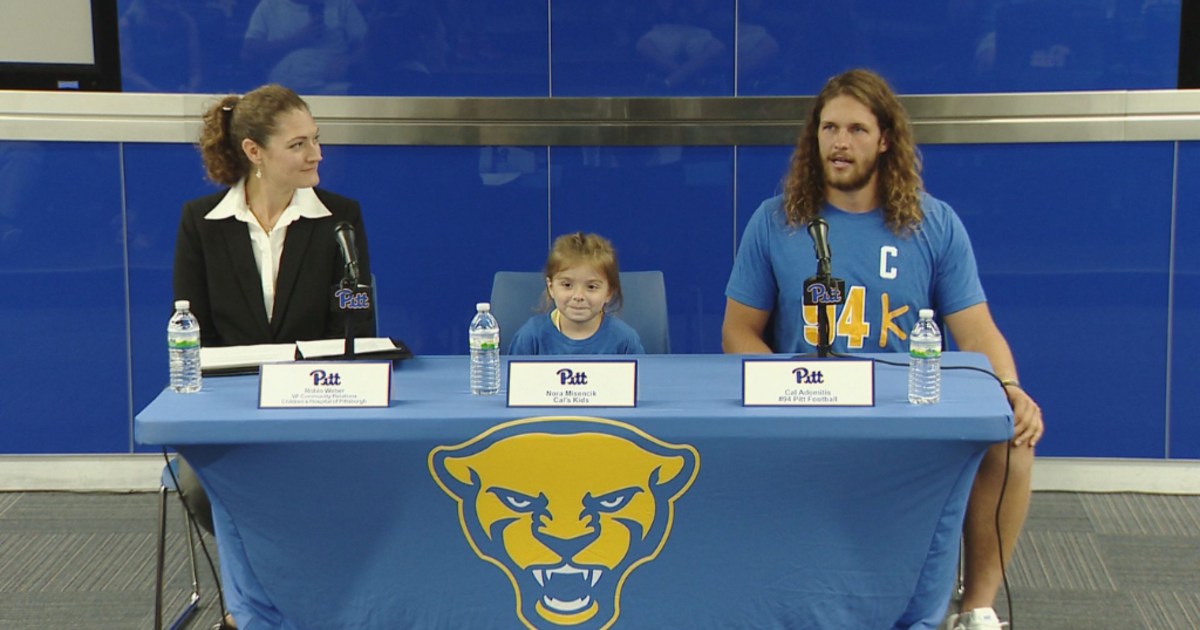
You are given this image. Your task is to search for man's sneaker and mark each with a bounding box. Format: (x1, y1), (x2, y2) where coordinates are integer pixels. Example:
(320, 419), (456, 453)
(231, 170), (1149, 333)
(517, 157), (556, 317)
(951, 607), (1008, 630)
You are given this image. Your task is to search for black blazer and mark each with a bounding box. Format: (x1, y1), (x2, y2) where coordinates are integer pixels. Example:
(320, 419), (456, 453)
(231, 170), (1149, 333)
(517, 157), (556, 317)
(173, 187), (374, 347)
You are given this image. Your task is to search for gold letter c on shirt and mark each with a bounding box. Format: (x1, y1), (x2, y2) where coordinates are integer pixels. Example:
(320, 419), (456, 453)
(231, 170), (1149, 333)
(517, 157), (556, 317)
(880, 246), (898, 279)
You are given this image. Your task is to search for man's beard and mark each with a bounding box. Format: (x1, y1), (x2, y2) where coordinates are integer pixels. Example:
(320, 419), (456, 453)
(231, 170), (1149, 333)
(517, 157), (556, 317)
(825, 155), (880, 192)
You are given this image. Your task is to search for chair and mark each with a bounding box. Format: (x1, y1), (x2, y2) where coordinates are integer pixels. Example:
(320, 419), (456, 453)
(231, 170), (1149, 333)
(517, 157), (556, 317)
(616, 271), (671, 355)
(155, 458), (201, 630)
(490, 270), (670, 354)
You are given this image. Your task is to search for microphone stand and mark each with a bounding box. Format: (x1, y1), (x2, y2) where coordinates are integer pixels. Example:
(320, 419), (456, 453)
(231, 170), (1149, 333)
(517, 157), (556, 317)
(814, 258), (833, 359)
(341, 264), (359, 360)
(798, 258), (843, 360)
(799, 217), (843, 359)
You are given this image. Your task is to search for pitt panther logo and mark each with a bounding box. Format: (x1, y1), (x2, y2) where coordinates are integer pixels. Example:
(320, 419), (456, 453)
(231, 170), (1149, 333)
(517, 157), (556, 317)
(429, 417), (699, 630)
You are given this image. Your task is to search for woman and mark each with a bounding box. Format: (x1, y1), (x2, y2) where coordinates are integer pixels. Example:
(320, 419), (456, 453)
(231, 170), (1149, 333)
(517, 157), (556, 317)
(175, 83), (372, 346)
(172, 84), (373, 630)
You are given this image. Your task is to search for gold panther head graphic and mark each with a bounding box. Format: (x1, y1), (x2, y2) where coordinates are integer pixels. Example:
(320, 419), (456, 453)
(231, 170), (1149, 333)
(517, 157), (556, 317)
(429, 417), (699, 630)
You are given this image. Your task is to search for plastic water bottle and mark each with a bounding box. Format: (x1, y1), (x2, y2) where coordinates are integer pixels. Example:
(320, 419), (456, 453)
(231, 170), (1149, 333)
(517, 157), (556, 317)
(908, 308), (941, 404)
(469, 302), (500, 395)
(168, 300), (202, 393)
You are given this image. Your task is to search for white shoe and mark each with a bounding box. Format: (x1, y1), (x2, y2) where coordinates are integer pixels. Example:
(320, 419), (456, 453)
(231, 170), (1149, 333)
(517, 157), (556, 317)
(951, 607), (1007, 630)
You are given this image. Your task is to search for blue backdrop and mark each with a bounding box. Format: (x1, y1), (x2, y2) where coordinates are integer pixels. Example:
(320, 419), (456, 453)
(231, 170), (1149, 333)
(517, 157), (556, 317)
(0, 1), (1192, 457)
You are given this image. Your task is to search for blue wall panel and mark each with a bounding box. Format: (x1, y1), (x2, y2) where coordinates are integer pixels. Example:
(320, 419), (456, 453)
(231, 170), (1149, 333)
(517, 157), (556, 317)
(922, 143), (1174, 458)
(118, 1), (1181, 98)
(0, 142), (130, 453)
(124, 143), (215, 451)
(735, 146), (793, 246)
(318, 145), (549, 355)
(552, 0), (736, 96)
(117, 0), (549, 96)
(549, 147), (734, 354)
(740, 0), (1180, 96)
(2, 2), (1186, 460)
(1170, 142), (1200, 459)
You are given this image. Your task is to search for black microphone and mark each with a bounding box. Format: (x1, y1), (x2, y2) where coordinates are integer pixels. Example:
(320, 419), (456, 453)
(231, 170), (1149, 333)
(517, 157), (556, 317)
(333, 221), (360, 284)
(803, 216), (838, 358)
(807, 216), (831, 264)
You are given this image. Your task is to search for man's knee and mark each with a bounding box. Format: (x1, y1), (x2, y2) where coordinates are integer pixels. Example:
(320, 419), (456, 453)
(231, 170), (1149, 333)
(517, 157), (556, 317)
(981, 442), (1034, 478)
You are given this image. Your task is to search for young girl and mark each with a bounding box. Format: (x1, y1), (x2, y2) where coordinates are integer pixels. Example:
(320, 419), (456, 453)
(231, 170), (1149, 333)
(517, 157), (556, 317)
(508, 232), (646, 355)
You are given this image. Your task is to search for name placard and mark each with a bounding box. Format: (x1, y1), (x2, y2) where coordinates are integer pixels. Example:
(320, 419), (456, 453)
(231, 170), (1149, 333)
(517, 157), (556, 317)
(507, 360), (638, 408)
(259, 361), (391, 408)
(742, 358), (875, 407)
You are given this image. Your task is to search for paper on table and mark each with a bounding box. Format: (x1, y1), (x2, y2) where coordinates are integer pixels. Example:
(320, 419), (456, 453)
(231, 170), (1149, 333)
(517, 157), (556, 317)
(296, 337), (398, 359)
(201, 344), (297, 370)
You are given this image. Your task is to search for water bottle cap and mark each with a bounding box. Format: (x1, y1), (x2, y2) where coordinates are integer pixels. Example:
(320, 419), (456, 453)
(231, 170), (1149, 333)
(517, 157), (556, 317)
(175, 300), (190, 311)
(476, 302), (490, 312)
(919, 308), (934, 319)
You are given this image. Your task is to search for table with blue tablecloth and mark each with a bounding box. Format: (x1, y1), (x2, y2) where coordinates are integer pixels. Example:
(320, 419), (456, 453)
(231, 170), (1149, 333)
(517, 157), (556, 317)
(136, 353), (1012, 630)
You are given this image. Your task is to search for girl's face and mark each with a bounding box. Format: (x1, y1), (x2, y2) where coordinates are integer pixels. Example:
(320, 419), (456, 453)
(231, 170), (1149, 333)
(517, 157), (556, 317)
(547, 264), (613, 328)
(247, 107), (322, 190)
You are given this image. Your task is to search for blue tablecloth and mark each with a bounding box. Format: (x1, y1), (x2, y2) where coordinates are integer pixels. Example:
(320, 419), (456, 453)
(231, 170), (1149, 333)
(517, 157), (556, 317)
(136, 353), (1012, 630)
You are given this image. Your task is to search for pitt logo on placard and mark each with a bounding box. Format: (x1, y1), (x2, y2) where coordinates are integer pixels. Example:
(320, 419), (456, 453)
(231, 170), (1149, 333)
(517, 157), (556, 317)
(429, 417), (700, 630)
(793, 367), (824, 384)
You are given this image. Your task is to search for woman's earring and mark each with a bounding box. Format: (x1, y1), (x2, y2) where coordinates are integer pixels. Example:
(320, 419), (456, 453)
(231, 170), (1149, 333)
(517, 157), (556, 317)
(255, 167), (262, 179)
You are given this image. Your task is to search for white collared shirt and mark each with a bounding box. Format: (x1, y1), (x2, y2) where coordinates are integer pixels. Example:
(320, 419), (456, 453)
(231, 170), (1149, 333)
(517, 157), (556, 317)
(205, 180), (332, 321)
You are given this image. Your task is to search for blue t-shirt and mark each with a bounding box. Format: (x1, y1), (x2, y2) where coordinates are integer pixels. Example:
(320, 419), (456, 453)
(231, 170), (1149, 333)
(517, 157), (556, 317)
(726, 193), (986, 354)
(508, 312), (646, 355)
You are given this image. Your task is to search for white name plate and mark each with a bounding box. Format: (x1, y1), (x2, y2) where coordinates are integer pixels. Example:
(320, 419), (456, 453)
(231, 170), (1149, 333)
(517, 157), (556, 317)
(742, 358), (875, 407)
(259, 361), (391, 408)
(507, 360), (638, 408)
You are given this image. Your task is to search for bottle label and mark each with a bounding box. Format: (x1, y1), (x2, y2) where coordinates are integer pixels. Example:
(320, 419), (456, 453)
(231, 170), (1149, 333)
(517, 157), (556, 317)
(169, 339), (200, 349)
(470, 335), (499, 351)
(910, 347), (941, 359)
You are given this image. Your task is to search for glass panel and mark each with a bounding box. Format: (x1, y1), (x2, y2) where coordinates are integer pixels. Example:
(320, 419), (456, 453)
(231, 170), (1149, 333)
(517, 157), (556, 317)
(124, 143), (215, 449)
(0, 142), (130, 453)
(740, 0), (1181, 96)
(550, 146), (734, 353)
(117, 0), (549, 96)
(320, 144), (549, 355)
(924, 142), (1173, 458)
(552, 0), (735, 96)
(1170, 142), (1200, 458)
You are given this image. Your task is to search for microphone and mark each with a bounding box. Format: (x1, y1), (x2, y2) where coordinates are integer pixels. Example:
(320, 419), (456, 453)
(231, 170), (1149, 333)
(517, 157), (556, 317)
(802, 215), (841, 358)
(333, 221), (360, 284)
(807, 216), (831, 264)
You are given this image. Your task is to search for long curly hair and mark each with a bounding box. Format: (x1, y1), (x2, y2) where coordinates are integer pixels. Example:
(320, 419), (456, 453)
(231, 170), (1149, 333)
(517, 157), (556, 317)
(782, 69), (924, 235)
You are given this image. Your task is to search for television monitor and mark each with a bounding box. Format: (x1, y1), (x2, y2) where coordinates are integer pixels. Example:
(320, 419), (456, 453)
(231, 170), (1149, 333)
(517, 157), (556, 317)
(0, 0), (120, 91)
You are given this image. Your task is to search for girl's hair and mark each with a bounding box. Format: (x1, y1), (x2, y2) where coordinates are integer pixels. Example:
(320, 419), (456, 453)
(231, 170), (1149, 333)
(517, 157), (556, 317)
(196, 84), (310, 186)
(542, 232), (624, 312)
(782, 68), (925, 235)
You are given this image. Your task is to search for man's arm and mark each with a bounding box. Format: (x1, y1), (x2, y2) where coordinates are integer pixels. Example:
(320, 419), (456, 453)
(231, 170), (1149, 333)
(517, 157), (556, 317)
(721, 298), (773, 354)
(944, 302), (1044, 447)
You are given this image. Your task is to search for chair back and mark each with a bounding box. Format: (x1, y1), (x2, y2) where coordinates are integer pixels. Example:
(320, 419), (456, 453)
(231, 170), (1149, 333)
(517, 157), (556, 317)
(490, 272), (550, 354)
(612, 271), (670, 354)
(490, 270), (670, 354)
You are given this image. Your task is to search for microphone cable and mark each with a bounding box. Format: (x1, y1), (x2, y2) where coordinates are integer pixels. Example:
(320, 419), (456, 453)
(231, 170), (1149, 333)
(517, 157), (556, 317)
(161, 447), (231, 628)
(831, 352), (1016, 629)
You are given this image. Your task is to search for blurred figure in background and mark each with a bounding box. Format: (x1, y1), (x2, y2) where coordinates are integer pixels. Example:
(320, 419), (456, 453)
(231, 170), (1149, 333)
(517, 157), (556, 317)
(241, 0), (367, 94)
(119, 0), (203, 92)
(636, 0), (728, 92)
